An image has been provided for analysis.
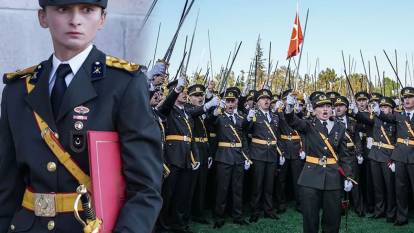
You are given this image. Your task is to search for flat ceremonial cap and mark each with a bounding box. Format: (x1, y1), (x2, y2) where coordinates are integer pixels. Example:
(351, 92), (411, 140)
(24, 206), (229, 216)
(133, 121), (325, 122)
(334, 96), (349, 107)
(188, 84), (205, 96)
(379, 96), (396, 108)
(222, 88), (238, 100)
(355, 91), (370, 101)
(401, 87), (414, 97)
(312, 93), (332, 108)
(39, 0), (108, 7)
(255, 89), (272, 101)
(370, 92), (382, 102)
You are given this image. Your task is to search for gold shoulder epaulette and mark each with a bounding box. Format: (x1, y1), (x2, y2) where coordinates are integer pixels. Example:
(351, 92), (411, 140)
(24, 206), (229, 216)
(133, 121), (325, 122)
(106, 55), (141, 73)
(4, 65), (38, 83)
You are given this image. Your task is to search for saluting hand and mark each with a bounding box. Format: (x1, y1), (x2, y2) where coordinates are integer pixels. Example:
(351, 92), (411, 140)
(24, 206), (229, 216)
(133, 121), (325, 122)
(247, 109), (256, 122)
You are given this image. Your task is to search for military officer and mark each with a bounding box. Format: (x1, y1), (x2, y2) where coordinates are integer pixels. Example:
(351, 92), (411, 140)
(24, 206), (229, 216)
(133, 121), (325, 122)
(353, 96), (396, 222)
(211, 88), (251, 228)
(245, 89), (281, 222)
(185, 84), (212, 224)
(0, 1), (163, 233)
(275, 89), (305, 213)
(354, 91), (375, 214)
(373, 87), (414, 225)
(285, 93), (354, 233)
(334, 96), (364, 217)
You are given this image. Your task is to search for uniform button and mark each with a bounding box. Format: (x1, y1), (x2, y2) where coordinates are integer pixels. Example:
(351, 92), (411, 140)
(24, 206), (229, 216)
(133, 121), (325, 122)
(47, 162), (57, 172)
(324, 147), (328, 150)
(54, 133), (59, 139)
(10, 224), (15, 231)
(47, 220), (55, 231)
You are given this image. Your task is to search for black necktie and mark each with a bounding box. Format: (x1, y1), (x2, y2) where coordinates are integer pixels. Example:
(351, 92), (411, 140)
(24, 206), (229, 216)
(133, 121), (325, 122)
(229, 115), (235, 124)
(265, 112), (270, 122)
(407, 112), (411, 120)
(322, 121), (328, 132)
(51, 64), (72, 118)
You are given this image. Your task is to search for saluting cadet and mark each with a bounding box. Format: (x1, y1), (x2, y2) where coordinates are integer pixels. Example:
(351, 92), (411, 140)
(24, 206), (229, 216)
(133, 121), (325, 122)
(0, 1), (163, 233)
(275, 90), (306, 213)
(334, 96), (364, 217)
(353, 96), (396, 222)
(245, 89), (281, 222)
(211, 88), (251, 228)
(284, 93), (354, 233)
(185, 84), (212, 225)
(373, 87), (414, 226)
(354, 91), (374, 215)
(158, 78), (218, 233)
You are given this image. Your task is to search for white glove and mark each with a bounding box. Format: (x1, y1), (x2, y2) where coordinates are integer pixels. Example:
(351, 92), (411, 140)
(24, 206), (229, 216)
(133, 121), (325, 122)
(349, 102), (358, 114)
(279, 156), (286, 166)
(372, 102), (380, 115)
(244, 160), (251, 170)
(286, 93), (296, 106)
(245, 104), (250, 110)
(219, 100), (226, 108)
(299, 151), (306, 160)
(192, 161), (200, 171)
(388, 162), (395, 172)
(344, 180), (353, 192)
(307, 103), (314, 113)
(394, 98), (400, 106)
(247, 109), (256, 122)
(366, 137), (373, 149)
(204, 96), (219, 111)
(175, 76), (187, 92)
(208, 157), (213, 169)
(357, 155), (364, 165)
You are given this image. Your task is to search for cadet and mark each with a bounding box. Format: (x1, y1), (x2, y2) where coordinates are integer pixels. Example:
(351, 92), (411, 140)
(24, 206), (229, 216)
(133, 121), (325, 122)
(212, 88), (251, 228)
(374, 87), (414, 225)
(186, 84), (212, 224)
(285, 93), (354, 233)
(353, 96), (396, 222)
(334, 96), (364, 217)
(0, 1), (163, 233)
(245, 89), (281, 222)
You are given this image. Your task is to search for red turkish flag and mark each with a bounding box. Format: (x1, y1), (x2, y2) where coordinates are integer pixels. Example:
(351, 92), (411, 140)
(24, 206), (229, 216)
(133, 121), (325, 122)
(287, 13), (303, 59)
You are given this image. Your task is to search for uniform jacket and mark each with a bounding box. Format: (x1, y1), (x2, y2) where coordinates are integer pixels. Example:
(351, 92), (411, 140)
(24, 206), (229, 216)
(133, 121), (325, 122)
(285, 112), (350, 190)
(213, 113), (248, 165)
(378, 111), (414, 163)
(0, 46), (163, 233)
(164, 102), (204, 169)
(277, 111), (303, 159)
(244, 109), (281, 163)
(356, 112), (396, 162)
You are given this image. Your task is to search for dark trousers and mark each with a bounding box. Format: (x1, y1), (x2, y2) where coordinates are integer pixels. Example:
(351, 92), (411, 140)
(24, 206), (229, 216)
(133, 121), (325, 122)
(214, 162), (244, 220)
(250, 160), (276, 216)
(360, 157), (375, 212)
(158, 165), (193, 231)
(276, 158), (303, 209)
(347, 161), (364, 215)
(370, 160), (396, 219)
(300, 186), (342, 233)
(395, 162), (414, 222)
(189, 160), (209, 219)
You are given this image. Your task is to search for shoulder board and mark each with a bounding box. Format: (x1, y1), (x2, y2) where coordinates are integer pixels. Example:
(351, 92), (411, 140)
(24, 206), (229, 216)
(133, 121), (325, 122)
(3, 65), (38, 84)
(106, 55), (141, 73)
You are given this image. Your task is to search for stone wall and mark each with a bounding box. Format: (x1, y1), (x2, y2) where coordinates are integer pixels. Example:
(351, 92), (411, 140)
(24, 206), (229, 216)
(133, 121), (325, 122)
(0, 0), (153, 99)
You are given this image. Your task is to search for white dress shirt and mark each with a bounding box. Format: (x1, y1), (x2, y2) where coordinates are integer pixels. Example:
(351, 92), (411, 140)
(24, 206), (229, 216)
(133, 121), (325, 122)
(48, 44), (93, 94)
(320, 119), (334, 134)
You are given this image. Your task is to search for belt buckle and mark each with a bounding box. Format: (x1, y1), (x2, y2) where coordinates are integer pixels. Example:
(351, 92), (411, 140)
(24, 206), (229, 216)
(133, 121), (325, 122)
(378, 142), (383, 147)
(404, 138), (409, 146)
(319, 156), (327, 167)
(34, 193), (56, 217)
(230, 142), (236, 147)
(288, 135), (292, 141)
(183, 135), (189, 142)
(267, 140), (271, 146)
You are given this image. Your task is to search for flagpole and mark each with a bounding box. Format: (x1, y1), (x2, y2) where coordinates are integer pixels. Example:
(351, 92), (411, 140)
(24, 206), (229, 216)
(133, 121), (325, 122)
(294, 8), (310, 89)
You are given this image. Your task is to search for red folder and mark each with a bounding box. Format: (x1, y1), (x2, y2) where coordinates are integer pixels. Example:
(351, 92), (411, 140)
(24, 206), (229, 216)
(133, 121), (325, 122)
(87, 131), (126, 233)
